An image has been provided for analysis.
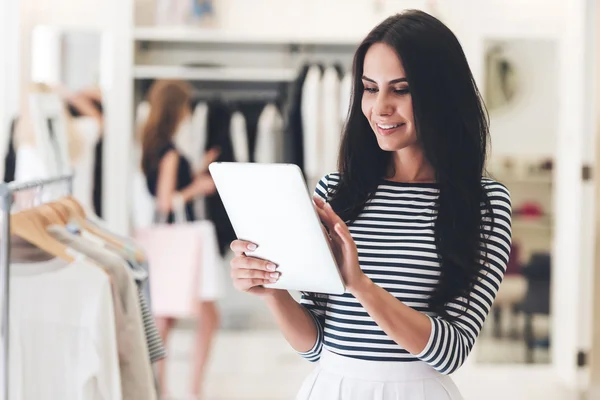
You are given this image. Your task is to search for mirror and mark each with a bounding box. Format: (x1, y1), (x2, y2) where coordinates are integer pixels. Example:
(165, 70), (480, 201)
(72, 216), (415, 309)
(478, 38), (558, 365)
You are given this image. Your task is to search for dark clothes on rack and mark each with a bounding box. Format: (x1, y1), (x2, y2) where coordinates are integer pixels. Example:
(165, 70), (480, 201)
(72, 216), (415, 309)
(93, 139), (103, 217)
(204, 100), (236, 255)
(237, 101), (266, 162)
(283, 64), (310, 173)
(145, 143), (195, 223)
(4, 117), (17, 183)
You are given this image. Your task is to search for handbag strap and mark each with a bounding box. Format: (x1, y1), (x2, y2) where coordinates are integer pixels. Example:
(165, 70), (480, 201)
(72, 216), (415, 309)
(155, 193), (188, 224)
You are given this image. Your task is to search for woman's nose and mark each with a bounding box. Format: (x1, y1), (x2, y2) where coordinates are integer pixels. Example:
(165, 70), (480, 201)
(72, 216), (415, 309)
(373, 94), (393, 116)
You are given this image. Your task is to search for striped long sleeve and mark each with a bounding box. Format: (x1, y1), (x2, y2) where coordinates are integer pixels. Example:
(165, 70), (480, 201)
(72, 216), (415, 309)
(298, 175), (333, 362)
(416, 183), (512, 374)
(296, 174), (512, 373)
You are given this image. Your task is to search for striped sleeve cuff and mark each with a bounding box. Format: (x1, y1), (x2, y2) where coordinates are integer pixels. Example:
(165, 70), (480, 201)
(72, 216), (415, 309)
(297, 310), (325, 362)
(415, 315), (437, 361)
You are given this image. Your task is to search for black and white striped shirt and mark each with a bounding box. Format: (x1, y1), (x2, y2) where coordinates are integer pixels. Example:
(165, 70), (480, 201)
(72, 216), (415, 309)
(299, 173), (512, 375)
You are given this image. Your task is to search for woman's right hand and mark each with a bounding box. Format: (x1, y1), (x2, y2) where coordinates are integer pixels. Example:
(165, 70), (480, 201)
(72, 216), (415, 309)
(230, 240), (280, 297)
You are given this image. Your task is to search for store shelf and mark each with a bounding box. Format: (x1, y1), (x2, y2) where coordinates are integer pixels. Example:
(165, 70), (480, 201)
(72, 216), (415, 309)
(133, 65), (297, 82)
(134, 27), (361, 46)
(512, 217), (553, 231)
(492, 175), (553, 185)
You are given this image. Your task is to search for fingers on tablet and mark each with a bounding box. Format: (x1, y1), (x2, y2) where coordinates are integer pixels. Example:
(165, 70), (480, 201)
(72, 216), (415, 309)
(230, 240), (258, 254)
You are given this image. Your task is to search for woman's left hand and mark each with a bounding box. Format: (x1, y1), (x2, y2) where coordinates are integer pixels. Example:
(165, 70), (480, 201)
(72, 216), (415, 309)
(314, 196), (367, 292)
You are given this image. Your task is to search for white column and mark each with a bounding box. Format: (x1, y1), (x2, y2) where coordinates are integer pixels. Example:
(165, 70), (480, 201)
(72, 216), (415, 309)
(0, 0), (21, 181)
(552, 0), (596, 388)
(100, 0), (134, 234)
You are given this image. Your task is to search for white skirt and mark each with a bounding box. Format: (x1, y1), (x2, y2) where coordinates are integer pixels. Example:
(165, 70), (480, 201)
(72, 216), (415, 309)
(296, 350), (463, 400)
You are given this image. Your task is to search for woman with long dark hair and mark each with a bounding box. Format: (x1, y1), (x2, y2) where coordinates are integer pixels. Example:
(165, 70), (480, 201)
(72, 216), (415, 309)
(230, 10), (511, 399)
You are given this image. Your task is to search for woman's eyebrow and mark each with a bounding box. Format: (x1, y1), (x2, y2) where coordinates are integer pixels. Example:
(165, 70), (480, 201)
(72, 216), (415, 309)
(362, 76), (408, 84)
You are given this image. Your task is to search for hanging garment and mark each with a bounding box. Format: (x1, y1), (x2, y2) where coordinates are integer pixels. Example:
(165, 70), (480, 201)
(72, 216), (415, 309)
(283, 64), (310, 171)
(339, 71), (352, 126)
(71, 117), (101, 213)
(204, 100), (236, 255)
(131, 109), (155, 230)
(237, 101), (266, 162)
(296, 349), (463, 400)
(321, 66), (342, 175)
(190, 101), (209, 219)
(14, 116), (100, 212)
(47, 227), (158, 400)
(189, 101), (209, 172)
(93, 138), (103, 217)
(230, 111), (250, 163)
(254, 103), (284, 163)
(3, 117), (18, 182)
(10, 258), (122, 400)
(15, 144), (46, 181)
(301, 65), (324, 189)
(56, 224), (166, 364)
(84, 215), (155, 310)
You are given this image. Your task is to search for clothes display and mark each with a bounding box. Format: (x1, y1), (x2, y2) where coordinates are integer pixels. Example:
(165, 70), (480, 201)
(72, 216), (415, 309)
(283, 64), (310, 173)
(300, 65), (323, 190)
(10, 258), (122, 400)
(300, 174), (512, 374)
(6, 178), (165, 400)
(255, 103), (284, 163)
(321, 66), (343, 174)
(13, 96), (102, 214)
(71, 117), (101, 212)
(230, 111), (250, 163)
(3, 117), (17, 182)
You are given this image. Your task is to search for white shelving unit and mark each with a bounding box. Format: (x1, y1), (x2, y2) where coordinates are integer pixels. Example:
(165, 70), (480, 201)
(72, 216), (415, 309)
(133, 65), (297, 82)
(134, 26), (362, 46)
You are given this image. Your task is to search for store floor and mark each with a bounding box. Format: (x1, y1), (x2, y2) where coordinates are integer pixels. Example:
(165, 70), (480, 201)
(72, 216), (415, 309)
(162, 259), (580, 399)
(163, 327), (583, 400)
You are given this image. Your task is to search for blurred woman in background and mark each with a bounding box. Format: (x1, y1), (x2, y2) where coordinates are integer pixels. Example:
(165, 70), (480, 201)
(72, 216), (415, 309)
(141, 79), (221, 400)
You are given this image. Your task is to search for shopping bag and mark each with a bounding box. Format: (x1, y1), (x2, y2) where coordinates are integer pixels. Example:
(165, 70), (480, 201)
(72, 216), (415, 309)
(134, 195), (206, 318)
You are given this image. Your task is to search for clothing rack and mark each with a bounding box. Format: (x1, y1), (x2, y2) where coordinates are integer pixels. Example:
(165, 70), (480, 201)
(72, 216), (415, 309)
(0, 174), (74, 400)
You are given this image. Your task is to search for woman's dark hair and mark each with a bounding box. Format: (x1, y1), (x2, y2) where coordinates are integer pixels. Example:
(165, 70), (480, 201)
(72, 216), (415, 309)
(329, 10), (493, 319)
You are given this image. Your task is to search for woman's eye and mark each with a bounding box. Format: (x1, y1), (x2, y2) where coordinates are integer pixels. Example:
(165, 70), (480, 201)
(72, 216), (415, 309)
(394, 88), (410, 95)
(363, 87), (378, 93)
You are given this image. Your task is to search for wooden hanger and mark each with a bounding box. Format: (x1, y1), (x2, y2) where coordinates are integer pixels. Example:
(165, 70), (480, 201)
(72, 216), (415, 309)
(47, 201), (70, 225)
(11, 206), (75, 262)
(57, 196), (145, 262)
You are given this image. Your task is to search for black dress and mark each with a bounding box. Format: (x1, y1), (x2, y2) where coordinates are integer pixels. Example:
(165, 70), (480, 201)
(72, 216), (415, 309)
(145, 143), (195, 223)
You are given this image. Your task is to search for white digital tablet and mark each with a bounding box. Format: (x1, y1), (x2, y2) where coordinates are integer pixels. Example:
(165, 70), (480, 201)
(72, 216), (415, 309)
(208, 162), (345, 295)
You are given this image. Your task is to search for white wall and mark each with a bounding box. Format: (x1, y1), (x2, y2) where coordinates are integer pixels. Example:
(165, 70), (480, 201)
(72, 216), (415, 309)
(0, 0), (21, 181)
(486, 40), (558, 159)
(552, 0), (595, 387)
(18, 0), (133, 234)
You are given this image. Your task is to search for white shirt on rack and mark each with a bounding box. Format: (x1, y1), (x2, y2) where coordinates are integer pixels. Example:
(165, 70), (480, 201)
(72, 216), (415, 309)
(254, 103), (284, 163)
(230, 111), (249, 163)
(301, 65), (323, 189)
(321, 66), (342, 175)
(14, 116), (100, 213)
(339, 71), (352, 125)
(9, 257), (122, 400)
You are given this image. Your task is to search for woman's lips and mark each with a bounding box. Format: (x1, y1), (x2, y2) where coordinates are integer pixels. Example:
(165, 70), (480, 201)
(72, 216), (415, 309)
(376, 122), (405, 136)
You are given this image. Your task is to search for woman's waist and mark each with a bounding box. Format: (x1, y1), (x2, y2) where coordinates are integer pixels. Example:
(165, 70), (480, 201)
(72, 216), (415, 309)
(319, 348), (442, 382)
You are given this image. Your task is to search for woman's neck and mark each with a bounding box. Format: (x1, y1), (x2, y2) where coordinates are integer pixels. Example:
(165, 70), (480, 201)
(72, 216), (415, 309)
(387, 147), (436, 183)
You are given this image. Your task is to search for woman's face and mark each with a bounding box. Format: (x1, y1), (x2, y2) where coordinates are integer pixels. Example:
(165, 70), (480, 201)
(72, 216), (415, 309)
(361, 43), (417, 152)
